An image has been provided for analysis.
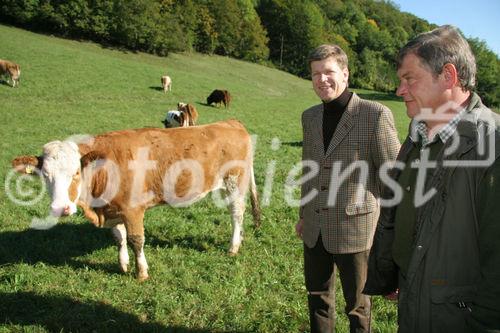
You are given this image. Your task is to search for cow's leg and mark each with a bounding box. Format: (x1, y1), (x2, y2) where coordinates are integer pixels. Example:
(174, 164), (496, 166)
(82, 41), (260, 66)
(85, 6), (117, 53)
(122, 209), (149, 281)
(225, 174), (246, 255)
(228, 194), (245, 255)
(111, 223), (129, 273)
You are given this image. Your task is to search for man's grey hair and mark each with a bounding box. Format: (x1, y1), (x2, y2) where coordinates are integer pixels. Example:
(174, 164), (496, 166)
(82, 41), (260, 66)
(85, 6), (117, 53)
(308, 44), (349, 71)
(397, 25), (476, 91)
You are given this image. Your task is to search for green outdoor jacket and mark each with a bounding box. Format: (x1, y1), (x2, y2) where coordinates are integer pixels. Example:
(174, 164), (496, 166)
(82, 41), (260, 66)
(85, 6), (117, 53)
(364, 93), (500, 333)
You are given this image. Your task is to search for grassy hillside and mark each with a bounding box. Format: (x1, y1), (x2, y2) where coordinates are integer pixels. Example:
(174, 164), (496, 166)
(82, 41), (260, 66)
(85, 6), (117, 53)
(0, 24), (404, 332)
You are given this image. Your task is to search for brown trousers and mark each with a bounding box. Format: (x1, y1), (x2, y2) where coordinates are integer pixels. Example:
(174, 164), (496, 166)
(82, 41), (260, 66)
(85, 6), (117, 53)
(304, 236), (371, 333)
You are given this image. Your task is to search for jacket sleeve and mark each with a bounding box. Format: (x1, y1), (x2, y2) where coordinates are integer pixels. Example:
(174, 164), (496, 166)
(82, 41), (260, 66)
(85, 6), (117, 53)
(467, 156), (500, 332)
(363, 197), (399, 295)
(370, 106), (400, 173)
(363, 137), (413, 296)
(300, 111), (310, 219)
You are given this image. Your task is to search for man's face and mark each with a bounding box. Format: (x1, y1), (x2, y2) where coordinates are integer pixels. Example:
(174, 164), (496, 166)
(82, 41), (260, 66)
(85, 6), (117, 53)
(311, 57), (349, 103)
(396, 53), (447, 119)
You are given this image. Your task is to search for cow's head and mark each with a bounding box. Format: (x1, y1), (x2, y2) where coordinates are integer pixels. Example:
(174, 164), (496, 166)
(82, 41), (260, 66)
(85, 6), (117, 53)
(162, 110), (186, 128)
(12, 141), (82, 217)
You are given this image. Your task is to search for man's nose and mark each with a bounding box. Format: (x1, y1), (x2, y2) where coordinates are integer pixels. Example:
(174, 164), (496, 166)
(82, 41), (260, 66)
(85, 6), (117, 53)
(396, 82), (407, 97)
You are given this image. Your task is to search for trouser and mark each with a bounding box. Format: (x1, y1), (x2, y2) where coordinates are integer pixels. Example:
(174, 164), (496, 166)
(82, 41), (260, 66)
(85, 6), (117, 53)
(304, 236), (371, 333)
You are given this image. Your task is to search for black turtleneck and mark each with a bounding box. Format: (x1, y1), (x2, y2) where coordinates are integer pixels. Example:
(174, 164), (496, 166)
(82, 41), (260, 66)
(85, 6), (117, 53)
(322, 88), (352, 153)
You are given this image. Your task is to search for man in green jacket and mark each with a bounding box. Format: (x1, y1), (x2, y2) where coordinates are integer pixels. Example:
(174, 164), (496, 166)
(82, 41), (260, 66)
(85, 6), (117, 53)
(364, 25), (500, 332)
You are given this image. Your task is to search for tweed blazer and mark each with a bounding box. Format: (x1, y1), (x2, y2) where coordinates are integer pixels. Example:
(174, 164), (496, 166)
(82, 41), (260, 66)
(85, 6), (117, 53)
(300, 93), (400, 254)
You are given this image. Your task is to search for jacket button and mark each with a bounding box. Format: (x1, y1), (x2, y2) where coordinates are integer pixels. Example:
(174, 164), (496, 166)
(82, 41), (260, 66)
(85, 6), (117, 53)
(321, 186), (327, 191)
(416, 245), (423, 250)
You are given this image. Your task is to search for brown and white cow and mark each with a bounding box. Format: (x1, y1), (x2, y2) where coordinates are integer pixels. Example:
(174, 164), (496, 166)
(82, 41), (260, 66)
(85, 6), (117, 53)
(162, 103), (199, 128)
(0, 59), (21, 87)
(161, 75), (172, 93)
(12, 120), (261, 281)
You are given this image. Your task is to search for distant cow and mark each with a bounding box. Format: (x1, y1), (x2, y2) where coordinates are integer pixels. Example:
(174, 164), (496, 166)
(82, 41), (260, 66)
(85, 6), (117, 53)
(0, 59), (21, 87)
(162, 103), (199, 128)
(207, 89), (231, 108)
(12, 120), (261, 281)
(177, 102), (198, 125)
(161, 75), (172, 93)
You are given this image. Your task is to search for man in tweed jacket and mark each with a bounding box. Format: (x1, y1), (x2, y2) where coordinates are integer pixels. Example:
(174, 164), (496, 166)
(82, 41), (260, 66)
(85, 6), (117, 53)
(296, 44), (400, 333)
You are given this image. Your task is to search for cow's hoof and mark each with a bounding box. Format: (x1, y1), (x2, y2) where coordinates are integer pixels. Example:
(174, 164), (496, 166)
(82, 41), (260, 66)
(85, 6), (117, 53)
(120, 264), (128, 273)
(228, 247), (239, 256)
(136, 273), (149, 282)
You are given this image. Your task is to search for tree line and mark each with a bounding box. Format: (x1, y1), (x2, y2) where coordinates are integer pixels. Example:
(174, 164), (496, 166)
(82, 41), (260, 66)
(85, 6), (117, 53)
(1, 0), (498, 106)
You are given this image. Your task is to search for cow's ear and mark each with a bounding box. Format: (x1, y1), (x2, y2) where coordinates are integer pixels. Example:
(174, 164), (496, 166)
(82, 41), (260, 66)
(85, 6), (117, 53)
(80, 151), (106, 169)
(12, 155), (43, 174)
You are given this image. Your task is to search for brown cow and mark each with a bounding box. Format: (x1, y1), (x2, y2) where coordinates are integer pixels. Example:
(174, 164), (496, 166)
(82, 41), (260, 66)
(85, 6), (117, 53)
(12, 120), (261, 281)
(0, 59), (21, 87)
(177, 103), (198, 125)
(207, 89), (231, 108)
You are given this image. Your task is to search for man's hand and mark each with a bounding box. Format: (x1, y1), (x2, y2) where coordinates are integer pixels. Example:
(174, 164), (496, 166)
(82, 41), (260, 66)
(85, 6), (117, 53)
(295, 218), (304, 239)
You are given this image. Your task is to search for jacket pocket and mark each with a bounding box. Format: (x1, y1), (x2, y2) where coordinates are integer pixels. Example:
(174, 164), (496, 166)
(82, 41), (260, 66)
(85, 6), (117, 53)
(345, 199), (377, 216)
(430, 285), (476, 304)
(429, 285), (475, 333)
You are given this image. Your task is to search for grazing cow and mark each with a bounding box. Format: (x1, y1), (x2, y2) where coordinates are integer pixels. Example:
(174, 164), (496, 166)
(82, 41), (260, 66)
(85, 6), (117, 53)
(177, 102), (198, 124)
(161, 75), (172, 93)
(0, 59), (21, 87)
(162, 103), (199, 128)
(12, 120), (261, 281)
(207, 89), (231, 108)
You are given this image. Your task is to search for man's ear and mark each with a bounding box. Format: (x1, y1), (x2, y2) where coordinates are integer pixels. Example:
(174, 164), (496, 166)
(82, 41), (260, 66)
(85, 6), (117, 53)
(12, 155), (43, 174)
(343, 67), (350, 84)
(442, 63), (458, 88)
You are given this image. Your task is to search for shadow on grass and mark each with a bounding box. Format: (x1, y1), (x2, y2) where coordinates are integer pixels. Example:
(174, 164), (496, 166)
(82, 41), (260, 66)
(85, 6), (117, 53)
(357, 92), (401, 102)
(0, 79), (14, 87)
(282, 141), (302, 147)
(0, 223), (117, 273)
(194, 101), (226, 109)
(149, 86), (166, 92)
(146, 233), (227, 253)
(0, 291), (240, 333)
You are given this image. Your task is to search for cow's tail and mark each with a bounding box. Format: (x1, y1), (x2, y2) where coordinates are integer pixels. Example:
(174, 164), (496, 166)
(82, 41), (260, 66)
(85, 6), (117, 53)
(249, 162), (261, 228)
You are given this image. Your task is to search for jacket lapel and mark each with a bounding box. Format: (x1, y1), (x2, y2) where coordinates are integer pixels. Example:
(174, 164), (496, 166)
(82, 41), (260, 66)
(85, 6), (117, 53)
(324, 93), (359, 158)
(310, 105), (325, 155)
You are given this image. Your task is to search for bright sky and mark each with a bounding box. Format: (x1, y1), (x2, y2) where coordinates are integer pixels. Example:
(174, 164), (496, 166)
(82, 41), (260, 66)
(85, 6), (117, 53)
(392, 0), (500, 56)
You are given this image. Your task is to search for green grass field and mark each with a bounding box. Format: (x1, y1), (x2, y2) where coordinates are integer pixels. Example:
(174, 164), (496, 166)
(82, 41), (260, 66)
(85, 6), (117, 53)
(0, 24), (406, 332)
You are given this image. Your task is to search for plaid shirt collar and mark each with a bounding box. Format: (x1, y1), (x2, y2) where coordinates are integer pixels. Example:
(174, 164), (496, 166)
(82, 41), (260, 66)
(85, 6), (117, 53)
(410, 108), (467, 147)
